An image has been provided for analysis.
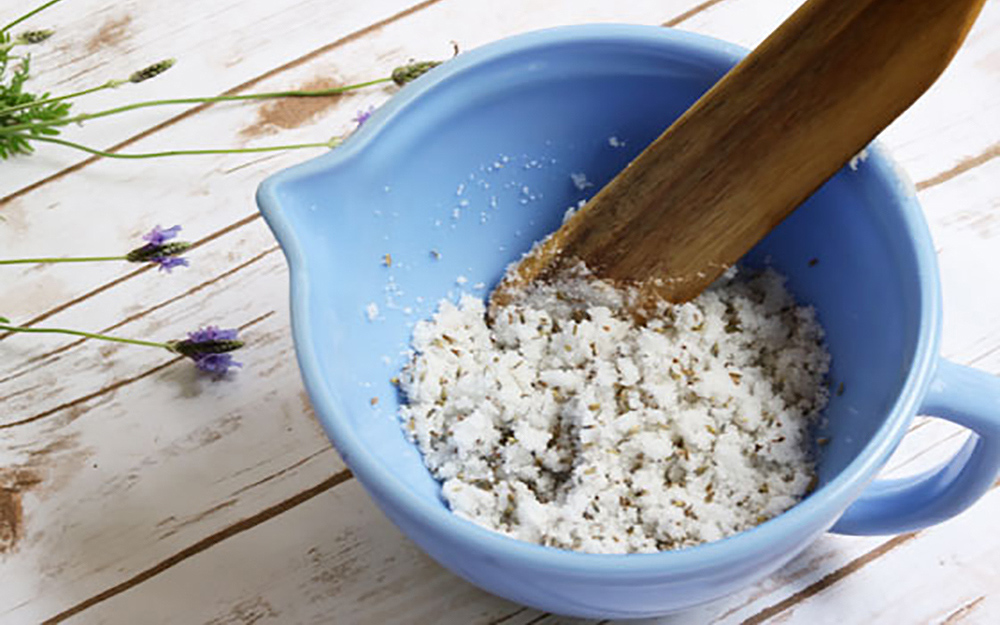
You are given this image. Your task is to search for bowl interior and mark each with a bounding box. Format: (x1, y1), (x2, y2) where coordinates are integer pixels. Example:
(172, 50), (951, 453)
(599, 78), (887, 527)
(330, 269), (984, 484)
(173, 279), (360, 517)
(263, 28), (927, 517)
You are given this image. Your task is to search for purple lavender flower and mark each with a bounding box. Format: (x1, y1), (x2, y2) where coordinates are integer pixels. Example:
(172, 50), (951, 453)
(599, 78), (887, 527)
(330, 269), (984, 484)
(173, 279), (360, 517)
(353, 105), (375, 128)
(152, 256), (190, 272)
(143, 224), (182, 246)
(191, 352), (242, 375)
(168, 326), (244, 376)
(127, 225), (191, 271)
(186, 326), (239, 343)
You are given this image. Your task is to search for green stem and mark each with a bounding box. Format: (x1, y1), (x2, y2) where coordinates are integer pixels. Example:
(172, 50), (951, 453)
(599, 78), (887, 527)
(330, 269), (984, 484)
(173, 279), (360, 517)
(2, 0), (66, 33)
(0, 322), (170, 350)
(0, 81), (119, 117)
(0, 77), (393, 133)
(0, 255), (127, 264)
(24, 134), (340, 159)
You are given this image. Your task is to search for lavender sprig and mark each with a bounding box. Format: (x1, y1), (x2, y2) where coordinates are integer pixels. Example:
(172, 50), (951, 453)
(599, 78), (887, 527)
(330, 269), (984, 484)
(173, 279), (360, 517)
(0, 224), (192, 270)
(0, 318), (245, 376)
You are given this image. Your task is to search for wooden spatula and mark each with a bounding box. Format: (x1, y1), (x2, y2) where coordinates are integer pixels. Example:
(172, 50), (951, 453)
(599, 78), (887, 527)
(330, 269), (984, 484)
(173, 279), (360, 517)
(493, 0), (987, 306)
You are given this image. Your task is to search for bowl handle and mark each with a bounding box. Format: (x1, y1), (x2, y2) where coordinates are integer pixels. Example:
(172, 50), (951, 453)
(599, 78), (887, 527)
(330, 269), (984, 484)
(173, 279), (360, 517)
(831, 359), (1000, 535)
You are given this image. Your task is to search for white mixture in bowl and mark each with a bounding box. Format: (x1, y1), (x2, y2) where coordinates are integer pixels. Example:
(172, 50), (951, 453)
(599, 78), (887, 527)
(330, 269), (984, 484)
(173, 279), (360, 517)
(398, 265), (830, 554)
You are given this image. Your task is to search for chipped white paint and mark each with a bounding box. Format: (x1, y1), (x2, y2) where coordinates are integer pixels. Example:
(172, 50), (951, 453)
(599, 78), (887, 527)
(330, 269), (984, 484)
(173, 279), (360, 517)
(1, 0), (999, 623)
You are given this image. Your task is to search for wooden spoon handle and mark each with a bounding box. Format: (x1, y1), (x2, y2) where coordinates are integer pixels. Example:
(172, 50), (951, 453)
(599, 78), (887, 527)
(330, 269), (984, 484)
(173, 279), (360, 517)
(500, 0), (986, 304)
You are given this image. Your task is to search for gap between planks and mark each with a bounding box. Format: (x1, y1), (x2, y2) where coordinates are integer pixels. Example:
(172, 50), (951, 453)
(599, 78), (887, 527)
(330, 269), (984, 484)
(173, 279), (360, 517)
(663, 0), (730, 27)
(942, 595), (987, 625)
(40, 469), (354, 624)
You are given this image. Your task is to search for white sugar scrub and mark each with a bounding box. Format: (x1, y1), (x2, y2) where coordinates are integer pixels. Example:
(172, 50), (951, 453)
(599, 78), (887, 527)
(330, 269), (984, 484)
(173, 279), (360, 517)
(398, 265), (831, 554)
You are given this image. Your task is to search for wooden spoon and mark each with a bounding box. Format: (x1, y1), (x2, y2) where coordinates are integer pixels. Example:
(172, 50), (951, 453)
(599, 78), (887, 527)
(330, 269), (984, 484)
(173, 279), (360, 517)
(493, 0), (987, 306)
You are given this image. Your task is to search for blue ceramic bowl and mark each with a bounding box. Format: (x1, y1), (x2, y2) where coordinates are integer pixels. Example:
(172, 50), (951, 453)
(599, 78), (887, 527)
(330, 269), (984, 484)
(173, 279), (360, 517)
(257, 25), (1000, 618)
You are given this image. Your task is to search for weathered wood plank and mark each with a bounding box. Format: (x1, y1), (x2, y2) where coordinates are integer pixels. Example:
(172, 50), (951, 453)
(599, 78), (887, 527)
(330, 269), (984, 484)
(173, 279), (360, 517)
(67, 479), (529, 625)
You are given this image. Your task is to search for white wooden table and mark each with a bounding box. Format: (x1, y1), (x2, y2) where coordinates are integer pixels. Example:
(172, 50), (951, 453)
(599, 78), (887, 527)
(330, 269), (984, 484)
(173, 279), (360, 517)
(1, 1), (998, 623)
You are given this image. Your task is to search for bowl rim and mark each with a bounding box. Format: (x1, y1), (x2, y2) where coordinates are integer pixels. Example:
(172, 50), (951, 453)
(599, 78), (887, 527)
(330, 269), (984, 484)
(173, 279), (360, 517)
(256, 23), (941, 576)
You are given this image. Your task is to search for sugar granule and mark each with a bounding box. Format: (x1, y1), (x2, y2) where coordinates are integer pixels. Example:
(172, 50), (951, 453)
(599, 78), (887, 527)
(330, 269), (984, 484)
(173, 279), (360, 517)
(399, 266), (830, 553)
(570, 172), (593, 190)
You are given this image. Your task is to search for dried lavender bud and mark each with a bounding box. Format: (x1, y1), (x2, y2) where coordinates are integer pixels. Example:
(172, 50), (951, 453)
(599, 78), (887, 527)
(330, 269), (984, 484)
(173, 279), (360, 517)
(391, 60), (441, 86)
(126, 241), (190, 263)
(169, 337), (244, 359)
(122, 224), (191, 271)
(168, 326), (244, 375)
(129, 58), (176, 84)
(16, 29), (54, 44)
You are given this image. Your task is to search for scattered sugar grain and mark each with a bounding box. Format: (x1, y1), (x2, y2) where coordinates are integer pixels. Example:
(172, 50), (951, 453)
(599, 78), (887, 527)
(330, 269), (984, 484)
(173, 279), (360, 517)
(563, 199), (587, 224)
(849, 148), (869, 171)
(570, 172), (593, 190)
